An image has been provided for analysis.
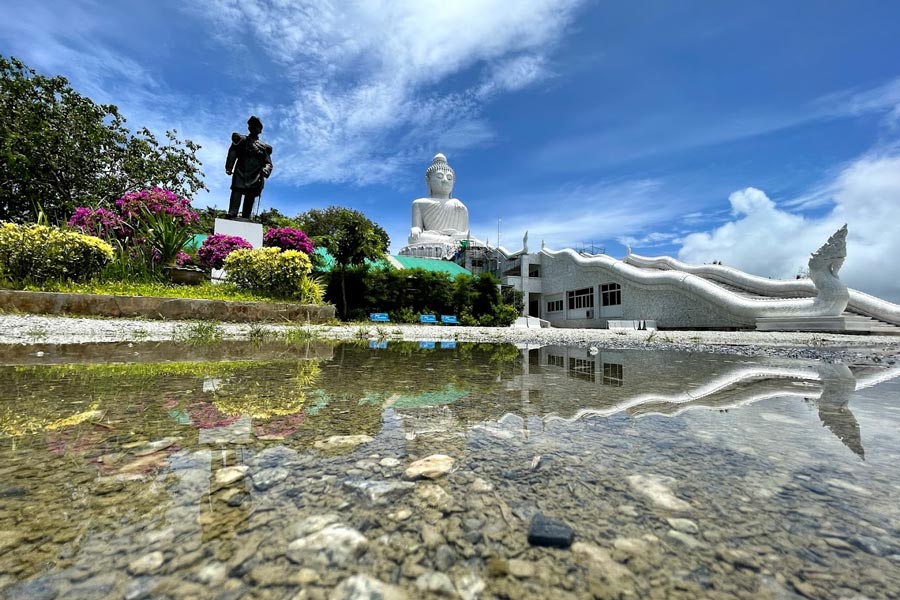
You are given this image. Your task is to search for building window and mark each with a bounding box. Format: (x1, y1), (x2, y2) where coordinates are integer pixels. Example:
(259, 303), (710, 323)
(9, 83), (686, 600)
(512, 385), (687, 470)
(547, 299), (563, 312)
(528, 264), (540, 277)
(567, 288), (594, 310)
(602, 362), (623, 386)
(547, 354), (564, 368)
(569, 357), (596, 382)
(600, 283), (622, 307)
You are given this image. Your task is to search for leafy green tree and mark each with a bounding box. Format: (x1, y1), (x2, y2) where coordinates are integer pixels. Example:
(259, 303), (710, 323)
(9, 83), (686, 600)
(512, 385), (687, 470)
(297, 206), (389, 317)
(0, 55), (205, 224)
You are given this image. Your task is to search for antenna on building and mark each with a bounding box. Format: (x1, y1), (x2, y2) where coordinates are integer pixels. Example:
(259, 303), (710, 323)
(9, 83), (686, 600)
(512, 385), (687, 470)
(497, 218), (502, 248)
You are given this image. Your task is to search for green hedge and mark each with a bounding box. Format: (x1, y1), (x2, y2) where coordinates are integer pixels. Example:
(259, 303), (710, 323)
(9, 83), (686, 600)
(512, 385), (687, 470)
(324, 268), (518, 326)
(0, 223), (114, 285)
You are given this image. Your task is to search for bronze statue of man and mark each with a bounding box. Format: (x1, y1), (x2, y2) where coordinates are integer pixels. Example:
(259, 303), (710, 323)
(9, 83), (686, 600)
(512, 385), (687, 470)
(225, 115), (273, 219)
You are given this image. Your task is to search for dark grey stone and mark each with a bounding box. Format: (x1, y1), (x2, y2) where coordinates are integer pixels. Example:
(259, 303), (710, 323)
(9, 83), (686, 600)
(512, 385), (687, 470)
(527, 513), (574, 549)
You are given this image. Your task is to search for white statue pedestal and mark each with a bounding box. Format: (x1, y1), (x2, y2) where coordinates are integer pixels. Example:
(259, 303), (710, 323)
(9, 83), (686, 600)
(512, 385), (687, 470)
(211, 218), (263, 283)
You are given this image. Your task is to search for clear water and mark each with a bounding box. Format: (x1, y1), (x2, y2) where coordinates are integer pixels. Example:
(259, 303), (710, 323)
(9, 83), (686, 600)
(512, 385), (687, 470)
(0, 341), (898, 599)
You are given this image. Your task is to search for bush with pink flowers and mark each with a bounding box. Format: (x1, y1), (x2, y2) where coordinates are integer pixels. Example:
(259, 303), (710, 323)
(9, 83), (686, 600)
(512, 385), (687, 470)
(67, 207), (127, 240)
(197, 234), (253, 270)
(115, 187), (199, 227)
(263, 227), (314, 255)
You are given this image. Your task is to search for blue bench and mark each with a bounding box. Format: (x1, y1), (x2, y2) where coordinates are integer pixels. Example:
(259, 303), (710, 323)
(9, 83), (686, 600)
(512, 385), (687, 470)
(440, 341), (457, 349)
(440, 315), (459, 325)
(418, 341), (436, 349)
(419, 314), (438, 324)
(369, 313), (390, 322)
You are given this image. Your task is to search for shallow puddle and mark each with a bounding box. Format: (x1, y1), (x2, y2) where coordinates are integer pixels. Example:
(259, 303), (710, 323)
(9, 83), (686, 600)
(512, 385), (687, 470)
(0, 341), (898, 599)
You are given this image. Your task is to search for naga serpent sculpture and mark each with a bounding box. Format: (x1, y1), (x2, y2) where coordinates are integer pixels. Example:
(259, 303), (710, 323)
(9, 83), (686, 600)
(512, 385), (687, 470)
(623, 225), (900, 326)
(541, 226), (855, 324)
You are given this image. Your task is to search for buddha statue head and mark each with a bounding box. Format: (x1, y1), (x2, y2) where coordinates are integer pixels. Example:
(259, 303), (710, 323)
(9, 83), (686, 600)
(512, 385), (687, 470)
(425, 153), (455, 199)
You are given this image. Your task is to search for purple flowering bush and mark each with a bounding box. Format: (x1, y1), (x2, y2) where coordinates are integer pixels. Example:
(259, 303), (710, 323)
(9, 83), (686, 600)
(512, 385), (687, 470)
(67, 207), (127, 240)
(197, 234), (253, 270)
(115, 187), (199, 227)
(263, 227), (314, 255)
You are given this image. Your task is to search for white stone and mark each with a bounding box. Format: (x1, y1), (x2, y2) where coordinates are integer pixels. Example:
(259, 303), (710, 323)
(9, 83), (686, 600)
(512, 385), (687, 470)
(314, 435), (374, 450)
(330, 574), (408, 600)
(127, 551), (165, 575)
(626, 474), (692, 512)
(287, 524), (368, 567)
(214, 465), (248, 485)
(666, 518), (699, 534)
(404, 454), (454, 480)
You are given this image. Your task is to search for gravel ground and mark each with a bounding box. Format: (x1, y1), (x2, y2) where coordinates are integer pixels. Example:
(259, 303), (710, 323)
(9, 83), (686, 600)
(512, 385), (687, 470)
(2, 313), (900, 364)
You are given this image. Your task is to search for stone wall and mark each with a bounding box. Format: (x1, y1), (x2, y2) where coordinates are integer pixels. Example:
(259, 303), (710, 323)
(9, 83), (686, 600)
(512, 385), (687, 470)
(0, 290), (335, 323)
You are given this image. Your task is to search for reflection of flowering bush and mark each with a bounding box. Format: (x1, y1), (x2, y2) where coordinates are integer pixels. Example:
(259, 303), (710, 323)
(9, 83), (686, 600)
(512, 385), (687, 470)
(115, 187), (199, 227)
(263, 227), (313, 255)
(67, 207), (127, 239)
(197, 234), (253, 270)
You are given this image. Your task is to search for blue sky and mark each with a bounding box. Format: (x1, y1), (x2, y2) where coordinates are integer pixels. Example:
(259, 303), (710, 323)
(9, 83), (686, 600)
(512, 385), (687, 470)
(3, 1), (900, 300)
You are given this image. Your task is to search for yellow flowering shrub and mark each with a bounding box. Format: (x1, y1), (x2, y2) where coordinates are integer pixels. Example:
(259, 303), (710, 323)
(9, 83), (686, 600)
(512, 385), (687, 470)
(224, 247), (323, 302)
(0, 223), (114, 285)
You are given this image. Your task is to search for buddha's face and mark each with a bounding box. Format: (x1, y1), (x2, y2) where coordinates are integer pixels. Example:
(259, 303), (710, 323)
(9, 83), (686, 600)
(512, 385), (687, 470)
(428, 170), (454, 197)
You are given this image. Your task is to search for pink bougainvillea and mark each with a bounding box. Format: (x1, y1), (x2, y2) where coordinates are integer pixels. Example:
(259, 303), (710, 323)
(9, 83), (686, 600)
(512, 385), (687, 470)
(197, 234), (252, 270)
(67, 207), (127, 239)
(263, 227), (314, 255)
(115, 187), (199, 226)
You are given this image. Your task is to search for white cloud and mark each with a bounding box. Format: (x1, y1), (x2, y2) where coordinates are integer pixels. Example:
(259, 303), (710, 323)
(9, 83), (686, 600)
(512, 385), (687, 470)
(678, 155), (900, 303)
(191, 0), (585, 185)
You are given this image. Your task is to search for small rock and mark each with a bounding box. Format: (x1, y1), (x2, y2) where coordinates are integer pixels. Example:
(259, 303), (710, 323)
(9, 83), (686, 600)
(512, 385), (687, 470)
(666, 518), (699, 534)
(617, 504), (638, 518)
(391, 509), (412, 521)
(716, 548), (760, 571)
(416, 483), (454, 510)
(434, 544), (457, 571)
(666, 530), (703, 549)
(287, 524), (368, 567)
(314, 435), (374, 450)
(379, 457), (401, 468)
(404, 455), (455, 480)
(215, 466), (248, 486)
(253, 467), (289, 490)
(572, 542), (633, 584)
(415, 571), (456, 596)
(508, 559), (536, 578)
(470, 478), (494, 493)
(330, 574), (407, 600)
(343, 478), (415, 505)
(133, 437), (177, 456)
(195, 562), (227, 584)
(824, 537), (855, 551)
(456, 574), (486, 600)
(612, 537), (651, 558)
(127, 551), (165, 575)
(527, 513), (574, 549)
(627, 474), (691, 512)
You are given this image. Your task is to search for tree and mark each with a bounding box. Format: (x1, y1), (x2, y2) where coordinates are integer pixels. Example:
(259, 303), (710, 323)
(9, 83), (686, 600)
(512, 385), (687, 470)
(296, 206), (389, 318)
(0, 55), (205, 224)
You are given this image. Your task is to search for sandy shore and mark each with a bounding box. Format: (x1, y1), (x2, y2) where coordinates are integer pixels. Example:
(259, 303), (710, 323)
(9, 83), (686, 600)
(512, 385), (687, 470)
(2, 313), (900, 364)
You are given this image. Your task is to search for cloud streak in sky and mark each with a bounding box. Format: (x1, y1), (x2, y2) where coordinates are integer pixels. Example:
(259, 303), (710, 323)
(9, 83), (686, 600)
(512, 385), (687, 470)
(191, 0), (585, 185)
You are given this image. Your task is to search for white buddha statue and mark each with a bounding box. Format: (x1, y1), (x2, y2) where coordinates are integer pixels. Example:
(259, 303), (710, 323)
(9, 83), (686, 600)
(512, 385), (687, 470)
(408, 153), (471, 245)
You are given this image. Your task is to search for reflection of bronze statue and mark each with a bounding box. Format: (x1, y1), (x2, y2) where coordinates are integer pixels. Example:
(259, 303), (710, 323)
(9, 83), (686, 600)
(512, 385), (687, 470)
(225, 115), (273, 219)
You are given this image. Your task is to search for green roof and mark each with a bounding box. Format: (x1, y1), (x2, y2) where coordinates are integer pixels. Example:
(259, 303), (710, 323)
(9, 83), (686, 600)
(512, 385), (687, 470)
(313, 247), (391, 272)
(313, 248), (470, 278)
(391, 255), (471, 278)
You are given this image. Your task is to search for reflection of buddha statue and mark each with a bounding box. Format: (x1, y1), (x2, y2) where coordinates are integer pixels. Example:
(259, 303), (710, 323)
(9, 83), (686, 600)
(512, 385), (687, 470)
(408, 153), (470, 245)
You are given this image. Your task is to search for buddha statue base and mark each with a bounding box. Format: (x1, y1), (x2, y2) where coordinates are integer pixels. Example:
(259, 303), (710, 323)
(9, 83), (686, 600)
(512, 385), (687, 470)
(398, 240), (462, 260)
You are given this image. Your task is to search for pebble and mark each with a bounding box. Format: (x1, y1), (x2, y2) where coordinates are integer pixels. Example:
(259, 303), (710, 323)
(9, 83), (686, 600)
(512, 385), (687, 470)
(287, 524), (368, 567)
(508, 559), (536, 578)
(343, 478), (415, 505)
(379, 457), (401, 468)
(330, 574), (408, 600)
(415, 571), (456, 596)
(528, 513), (574, 549)
(314, 435), (375, 450)
(666, 530), (704, 549)
(252, 467), (289, 490)
(627, 474), (692, 512)
(127, 551), (165, 575)
(666, 518), (699, 534)
(214, 466), (248, 485)
(404, 455), (455, 480)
